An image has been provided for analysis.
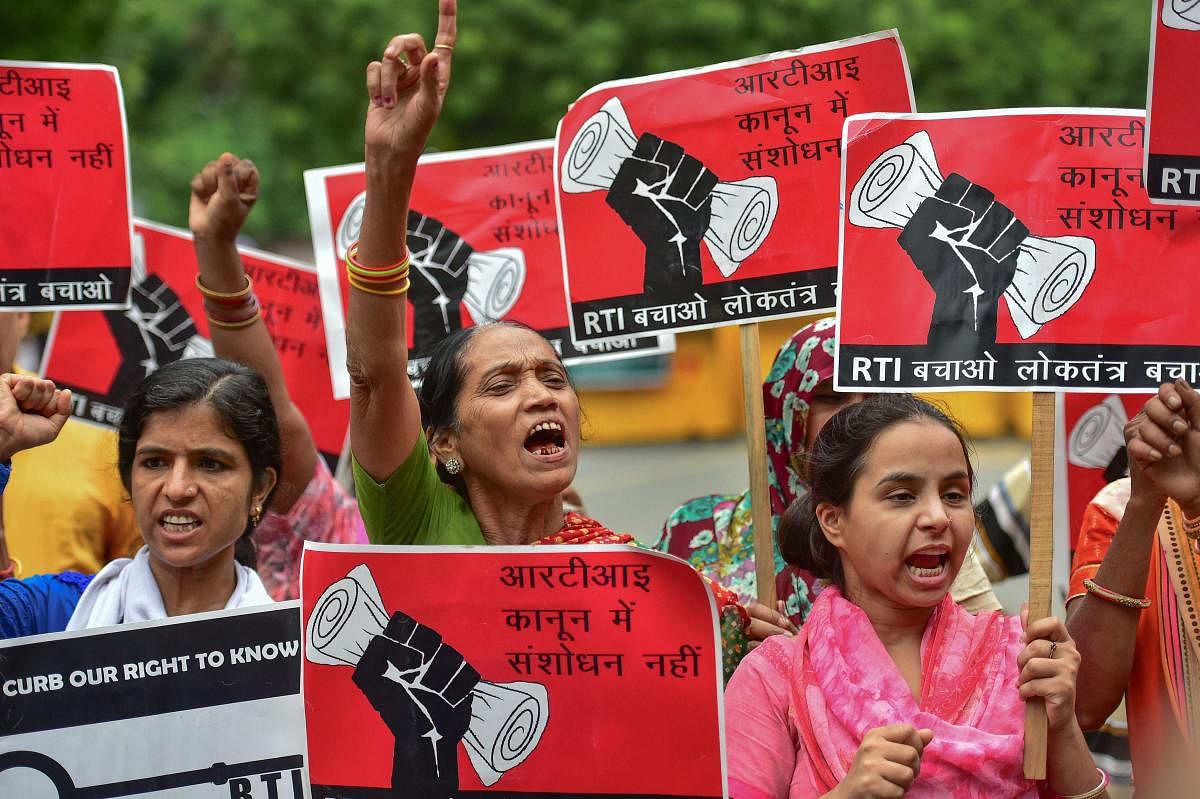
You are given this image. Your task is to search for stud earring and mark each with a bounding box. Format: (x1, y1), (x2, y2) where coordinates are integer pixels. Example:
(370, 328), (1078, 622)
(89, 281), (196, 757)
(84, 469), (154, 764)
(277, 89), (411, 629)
(444, 457), (463, 475)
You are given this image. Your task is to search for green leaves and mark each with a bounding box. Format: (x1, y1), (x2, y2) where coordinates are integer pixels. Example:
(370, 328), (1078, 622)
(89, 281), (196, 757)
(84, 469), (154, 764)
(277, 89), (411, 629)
(4, 0), (1150, 245)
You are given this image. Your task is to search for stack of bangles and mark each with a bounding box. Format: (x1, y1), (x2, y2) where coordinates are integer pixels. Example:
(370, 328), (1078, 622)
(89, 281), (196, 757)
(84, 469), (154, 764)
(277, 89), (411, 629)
(345, 241), (410, 296)
(1054, 766), (1110, 799)
(195, 275), (261, 329)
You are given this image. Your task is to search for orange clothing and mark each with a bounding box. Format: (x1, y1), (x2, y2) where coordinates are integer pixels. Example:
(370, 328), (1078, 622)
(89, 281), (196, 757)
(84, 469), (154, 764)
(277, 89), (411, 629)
(1069, 479), (1199, 791)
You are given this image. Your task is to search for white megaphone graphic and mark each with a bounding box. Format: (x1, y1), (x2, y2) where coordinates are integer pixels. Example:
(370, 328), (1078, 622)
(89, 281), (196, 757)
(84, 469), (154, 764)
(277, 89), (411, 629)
(1164, 0), (1200, 30)
(1068, 394), (1129, 469)
(334, 192), (527, 323)
(849, 130), (1096, 339)
(561, 96), (779, 278)
(306, 565), (549, 787)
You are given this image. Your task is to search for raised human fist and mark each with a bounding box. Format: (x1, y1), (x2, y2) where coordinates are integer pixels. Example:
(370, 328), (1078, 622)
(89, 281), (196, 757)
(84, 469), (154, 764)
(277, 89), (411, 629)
(606, 132), (719, 298)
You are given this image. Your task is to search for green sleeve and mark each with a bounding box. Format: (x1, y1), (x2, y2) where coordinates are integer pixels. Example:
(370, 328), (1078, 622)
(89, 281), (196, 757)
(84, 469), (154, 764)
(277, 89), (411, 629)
(351, 431), (485, 546)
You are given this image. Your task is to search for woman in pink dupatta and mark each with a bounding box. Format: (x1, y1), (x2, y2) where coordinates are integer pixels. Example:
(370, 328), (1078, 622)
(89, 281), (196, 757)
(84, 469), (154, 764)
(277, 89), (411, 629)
(725, 394), (1106, 798)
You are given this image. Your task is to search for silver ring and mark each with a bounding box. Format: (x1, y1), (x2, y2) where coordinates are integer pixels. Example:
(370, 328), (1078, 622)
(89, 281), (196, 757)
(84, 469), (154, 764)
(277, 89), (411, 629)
(1048, 641), (1058, 659)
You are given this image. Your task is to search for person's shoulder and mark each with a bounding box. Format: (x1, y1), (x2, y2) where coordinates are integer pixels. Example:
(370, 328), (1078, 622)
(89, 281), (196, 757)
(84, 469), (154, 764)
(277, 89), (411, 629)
(1089, 477), (1131, 521)
(740, 632), (798, 678)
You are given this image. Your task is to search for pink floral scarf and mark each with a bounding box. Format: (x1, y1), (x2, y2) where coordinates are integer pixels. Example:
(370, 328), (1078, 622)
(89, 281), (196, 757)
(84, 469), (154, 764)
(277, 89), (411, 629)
(792, 589), (1035, 797)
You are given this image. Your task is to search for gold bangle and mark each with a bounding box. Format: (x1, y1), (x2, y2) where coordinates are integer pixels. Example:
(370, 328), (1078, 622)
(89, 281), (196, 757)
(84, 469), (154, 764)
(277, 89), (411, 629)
(207, 310), (261, 330)
(345, 243), (411, 277)
(1083, 578), (1151, 609)
(348, 275), (410, 296)
(195, 274), (253, 301)
(1056, 767), (1109, 799)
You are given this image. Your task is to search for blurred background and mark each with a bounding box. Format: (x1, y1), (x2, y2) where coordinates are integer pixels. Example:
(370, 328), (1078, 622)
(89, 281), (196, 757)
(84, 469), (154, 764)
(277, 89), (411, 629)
(3, 0), (1153, 609)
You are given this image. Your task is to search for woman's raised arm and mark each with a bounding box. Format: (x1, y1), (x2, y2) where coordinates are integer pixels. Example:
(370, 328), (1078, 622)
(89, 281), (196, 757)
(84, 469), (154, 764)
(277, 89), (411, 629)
(347, 0), (457, 482)
(190, 154), (317, 512)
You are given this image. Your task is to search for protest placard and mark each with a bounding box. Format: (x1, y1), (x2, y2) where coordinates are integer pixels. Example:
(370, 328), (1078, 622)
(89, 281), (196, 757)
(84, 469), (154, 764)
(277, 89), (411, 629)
(554, 31), (914, 344)
(1146, 0), (1200, 204)
(305, 142), (673, 399)
(301, 544), (725, 798)
(41, 219), (349, 464)
(0, 603), (307, 798)
(0, 61), (132, 310)
(835, 109), (1197, 393)
(1057, 392), (1141, 548)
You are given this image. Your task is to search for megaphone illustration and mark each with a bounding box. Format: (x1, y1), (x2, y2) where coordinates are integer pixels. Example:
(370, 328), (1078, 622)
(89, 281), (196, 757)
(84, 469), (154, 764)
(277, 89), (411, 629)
(334, 192), (528, 322)
(1164, 0), (1200, 30)
(849, 130), (1096, 339)
(561, 96), (779, 278)
(1068, 394), (1130, 481)
(307, 565), (549, 787)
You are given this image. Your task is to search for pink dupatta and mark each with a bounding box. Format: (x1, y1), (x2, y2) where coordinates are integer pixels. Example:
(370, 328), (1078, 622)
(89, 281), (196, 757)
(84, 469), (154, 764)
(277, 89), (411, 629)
(735, 588), (1036, 798)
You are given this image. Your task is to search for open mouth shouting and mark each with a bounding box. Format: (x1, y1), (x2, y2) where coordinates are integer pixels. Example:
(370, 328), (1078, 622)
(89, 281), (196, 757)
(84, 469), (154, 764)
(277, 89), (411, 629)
(904, 548), (951, 582)
(160, 511), (202, 535)
(524, 420), (566, 458)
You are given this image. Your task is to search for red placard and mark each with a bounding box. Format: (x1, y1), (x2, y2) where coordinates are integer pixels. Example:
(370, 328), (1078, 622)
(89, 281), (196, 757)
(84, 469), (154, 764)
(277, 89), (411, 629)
(305, 142), (672, 399)
(0, 61), (132, 309)
(1058, 392), (1141, 549)
(42, 220), (349, 463)
(301, 544), (724, 797)
(836, 110), (1199, 393)
(1145, 0), (1200, 204)
(555, 31), (914, 343)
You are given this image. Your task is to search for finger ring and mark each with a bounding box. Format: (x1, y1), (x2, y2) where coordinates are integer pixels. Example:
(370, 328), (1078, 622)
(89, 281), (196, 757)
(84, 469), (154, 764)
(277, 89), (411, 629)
(1048, 641), (1058, 659)
(434, 43), (454, 52)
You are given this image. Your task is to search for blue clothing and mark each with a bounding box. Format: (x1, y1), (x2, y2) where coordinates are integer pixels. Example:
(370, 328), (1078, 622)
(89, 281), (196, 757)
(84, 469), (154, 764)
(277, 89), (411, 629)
(0, 572), (93, 639)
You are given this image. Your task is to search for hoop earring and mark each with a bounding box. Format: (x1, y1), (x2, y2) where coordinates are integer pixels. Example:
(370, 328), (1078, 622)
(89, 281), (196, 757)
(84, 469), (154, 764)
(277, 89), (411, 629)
(444, 458), (463, 475)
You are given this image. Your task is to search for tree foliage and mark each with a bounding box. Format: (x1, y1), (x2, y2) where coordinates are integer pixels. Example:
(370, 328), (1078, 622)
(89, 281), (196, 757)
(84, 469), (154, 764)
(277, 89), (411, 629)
(1, 0), (1152, 246)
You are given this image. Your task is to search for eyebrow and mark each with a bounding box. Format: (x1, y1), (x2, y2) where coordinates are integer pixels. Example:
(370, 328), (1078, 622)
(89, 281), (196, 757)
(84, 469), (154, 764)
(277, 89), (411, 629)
(480, 359), (563, 380)
(135, 444), (237, 461)
(876, 469), (970, 486)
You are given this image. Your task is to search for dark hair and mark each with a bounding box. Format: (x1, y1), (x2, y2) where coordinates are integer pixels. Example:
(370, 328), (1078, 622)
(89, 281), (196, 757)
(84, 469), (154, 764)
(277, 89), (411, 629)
(778, 393), (974, 590)
(416, 321), (574, 486)
(117, 357), (281, 568)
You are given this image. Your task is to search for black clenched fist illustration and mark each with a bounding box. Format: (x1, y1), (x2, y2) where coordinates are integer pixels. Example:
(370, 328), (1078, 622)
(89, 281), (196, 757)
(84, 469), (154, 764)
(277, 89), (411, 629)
(898, 173), (1029, 358)
(605, 133), (719, 298)
(104, 274), (202, 400)
(406, 211), (474, 352)
(352, 610), (480, 796)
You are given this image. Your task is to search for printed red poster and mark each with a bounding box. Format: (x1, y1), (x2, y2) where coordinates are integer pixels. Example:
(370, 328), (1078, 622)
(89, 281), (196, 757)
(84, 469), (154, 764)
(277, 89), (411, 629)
(0, 61), (132, 309)
(305, 142), (673, 399)
(1057, 392), (1141, 550)
(836, 110), (1200, 393)
(42, 220), (349, 463)
(301, 544), (725, 798)
(554, 31), (914, 343)
(1145, 0), (1200, 204)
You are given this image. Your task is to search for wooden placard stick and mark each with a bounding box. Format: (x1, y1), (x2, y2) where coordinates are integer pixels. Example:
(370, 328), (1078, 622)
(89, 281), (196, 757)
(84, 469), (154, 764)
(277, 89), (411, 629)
(1024, 390), (1055, 779)
(739, 323), (777, 607)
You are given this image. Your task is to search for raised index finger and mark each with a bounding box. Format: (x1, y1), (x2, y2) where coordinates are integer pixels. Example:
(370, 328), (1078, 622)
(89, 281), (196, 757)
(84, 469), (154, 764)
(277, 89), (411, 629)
(435, 0), (458, 50)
